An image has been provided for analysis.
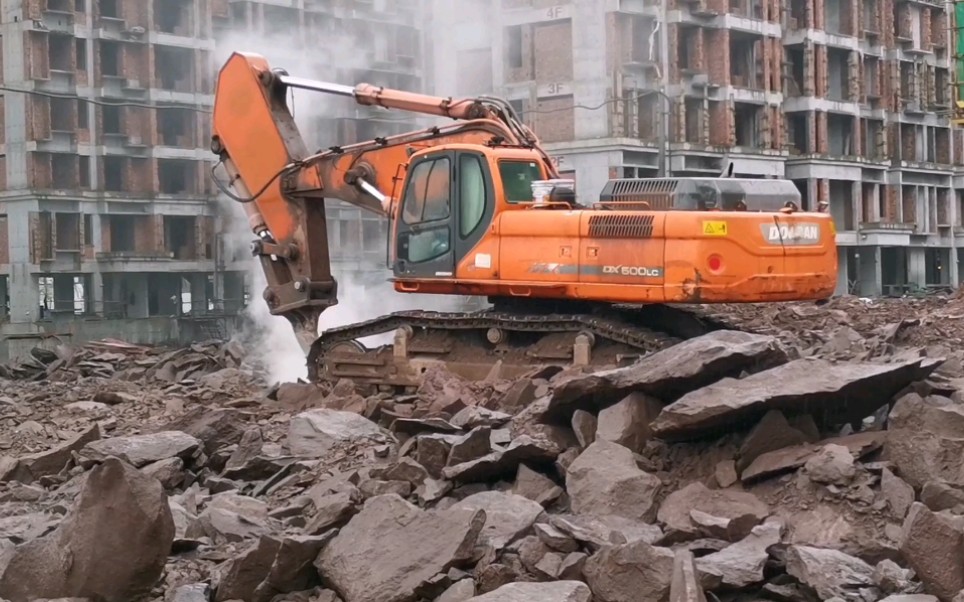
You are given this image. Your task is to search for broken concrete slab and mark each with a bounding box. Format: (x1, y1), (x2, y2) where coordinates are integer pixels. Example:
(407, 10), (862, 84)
(545, 330), (787, 421)
(0, 458), (174, 602)
(78, 431), (201, 468)
(465, 580), (591, 601)
(450, 491), (543, 550)
(584, 540), (675, 602)
(786, 545), (877, 602)
(566, 440), (661, 522)
(288, 409), (390, 457)
(657, 482), (769, 542)
(314, 494), (484, 602)
(899, 502), (964, 601)
(741, 432), (885, 483)
(652, 356), (936, 441)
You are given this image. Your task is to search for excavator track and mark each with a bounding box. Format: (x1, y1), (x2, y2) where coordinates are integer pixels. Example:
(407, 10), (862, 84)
(307, 302), (745, 392)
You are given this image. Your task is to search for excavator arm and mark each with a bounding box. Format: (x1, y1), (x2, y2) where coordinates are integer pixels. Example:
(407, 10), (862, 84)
(210, 52), (557, 343)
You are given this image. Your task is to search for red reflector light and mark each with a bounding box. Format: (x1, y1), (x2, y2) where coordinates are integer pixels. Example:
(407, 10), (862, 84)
(707, 254), (723, 272)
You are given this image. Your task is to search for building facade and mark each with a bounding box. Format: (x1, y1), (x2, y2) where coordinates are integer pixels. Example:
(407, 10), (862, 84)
(432, 0), (964, 297)
(0, 0), (250, 360)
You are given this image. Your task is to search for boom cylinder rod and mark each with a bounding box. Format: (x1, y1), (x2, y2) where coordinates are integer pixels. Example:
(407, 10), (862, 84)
(276, 75), (355, 97)
(275, 73), (484, 120)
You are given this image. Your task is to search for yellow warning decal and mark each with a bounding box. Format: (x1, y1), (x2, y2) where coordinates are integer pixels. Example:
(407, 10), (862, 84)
(703, 221), (728, 236)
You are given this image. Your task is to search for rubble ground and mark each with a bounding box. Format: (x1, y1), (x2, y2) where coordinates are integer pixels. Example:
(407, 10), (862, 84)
(3, 294), (964, 602)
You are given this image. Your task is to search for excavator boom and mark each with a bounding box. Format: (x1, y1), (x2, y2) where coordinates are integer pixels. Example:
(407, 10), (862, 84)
(212, 52), (838, 391)
(211, 51), (555, 340)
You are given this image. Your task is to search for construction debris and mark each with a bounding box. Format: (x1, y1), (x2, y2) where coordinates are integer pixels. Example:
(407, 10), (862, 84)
(2, 297), (964, 601)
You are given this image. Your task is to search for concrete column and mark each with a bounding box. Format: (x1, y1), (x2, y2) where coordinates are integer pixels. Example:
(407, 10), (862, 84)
(907, 247), (926, 287)
(949, 246), (960, 288)
(223, 272), (246, 314)
(835, 248), (849, 295)
(857, 246), (881, 297)
(0, 277), (7, 318)
(125, 274), (150, 319)
(191, 273), (209, 315)
(52, 275), (74, 313)
(572, 0), (610, 139)
(89, 213), (104, 315)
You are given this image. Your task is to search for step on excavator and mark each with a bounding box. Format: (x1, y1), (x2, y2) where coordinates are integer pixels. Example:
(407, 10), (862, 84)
(211, 52), (838, 392)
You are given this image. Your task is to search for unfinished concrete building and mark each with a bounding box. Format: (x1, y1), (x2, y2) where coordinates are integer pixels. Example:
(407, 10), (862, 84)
(433, 0), (964, 297)
(0, 0), (249, 360)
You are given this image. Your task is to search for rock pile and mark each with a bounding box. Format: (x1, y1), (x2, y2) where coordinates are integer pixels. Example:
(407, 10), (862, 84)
(1, 298), (964, 601)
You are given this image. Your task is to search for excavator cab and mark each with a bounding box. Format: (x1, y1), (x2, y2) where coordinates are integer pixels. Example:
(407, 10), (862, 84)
(390, 145), (552, 281)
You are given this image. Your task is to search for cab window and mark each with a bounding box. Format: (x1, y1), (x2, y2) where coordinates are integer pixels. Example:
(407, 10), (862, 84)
(459, 154), (487, 237)
(498, 160), (542, 203)
(402, 157), (451, 224)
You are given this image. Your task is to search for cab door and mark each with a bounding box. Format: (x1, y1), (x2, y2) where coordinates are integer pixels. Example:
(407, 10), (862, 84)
(393, 151), (457, 279)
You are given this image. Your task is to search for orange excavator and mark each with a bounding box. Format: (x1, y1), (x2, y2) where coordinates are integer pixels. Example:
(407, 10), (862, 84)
(211, 52), (838, 390)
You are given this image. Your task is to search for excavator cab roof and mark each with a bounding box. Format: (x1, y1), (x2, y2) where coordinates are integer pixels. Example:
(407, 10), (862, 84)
(598, 177), (802, 212)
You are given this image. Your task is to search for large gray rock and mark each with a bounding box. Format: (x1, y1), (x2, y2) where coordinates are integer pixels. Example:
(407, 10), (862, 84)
(512, 465), (562, 507)
(566, 440), (661, 522)
(881, 468), (915, 520)
(450, 491), (543, 550)
(288, 409), (389, 457)
(315, 494), (484, 602)
(466, 581), (591, 602)
(887, 392), (964, 488)
(546, 330), (786, 420)
(652, 357), (936, 441)
(921, 480), (964, 512)
(0, 458), (174, 602)
(804, 444), (857, 485)
(196, 492), (273, 544)
(442, 436), (562, 483)
(695, 519), (783, 588)
(161, 407), (246, 455)
(79, 431), (201, 468)
(596, 393), (663, 453)
(899, 502), (964, 600)
(786, 545), (877, 601)
(657, 482), (769, 542)
(584, 540), (675, 602)
(736, 410), (816, 473)
(214, 533), (330, 602)
(549, 513), (663, 551)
